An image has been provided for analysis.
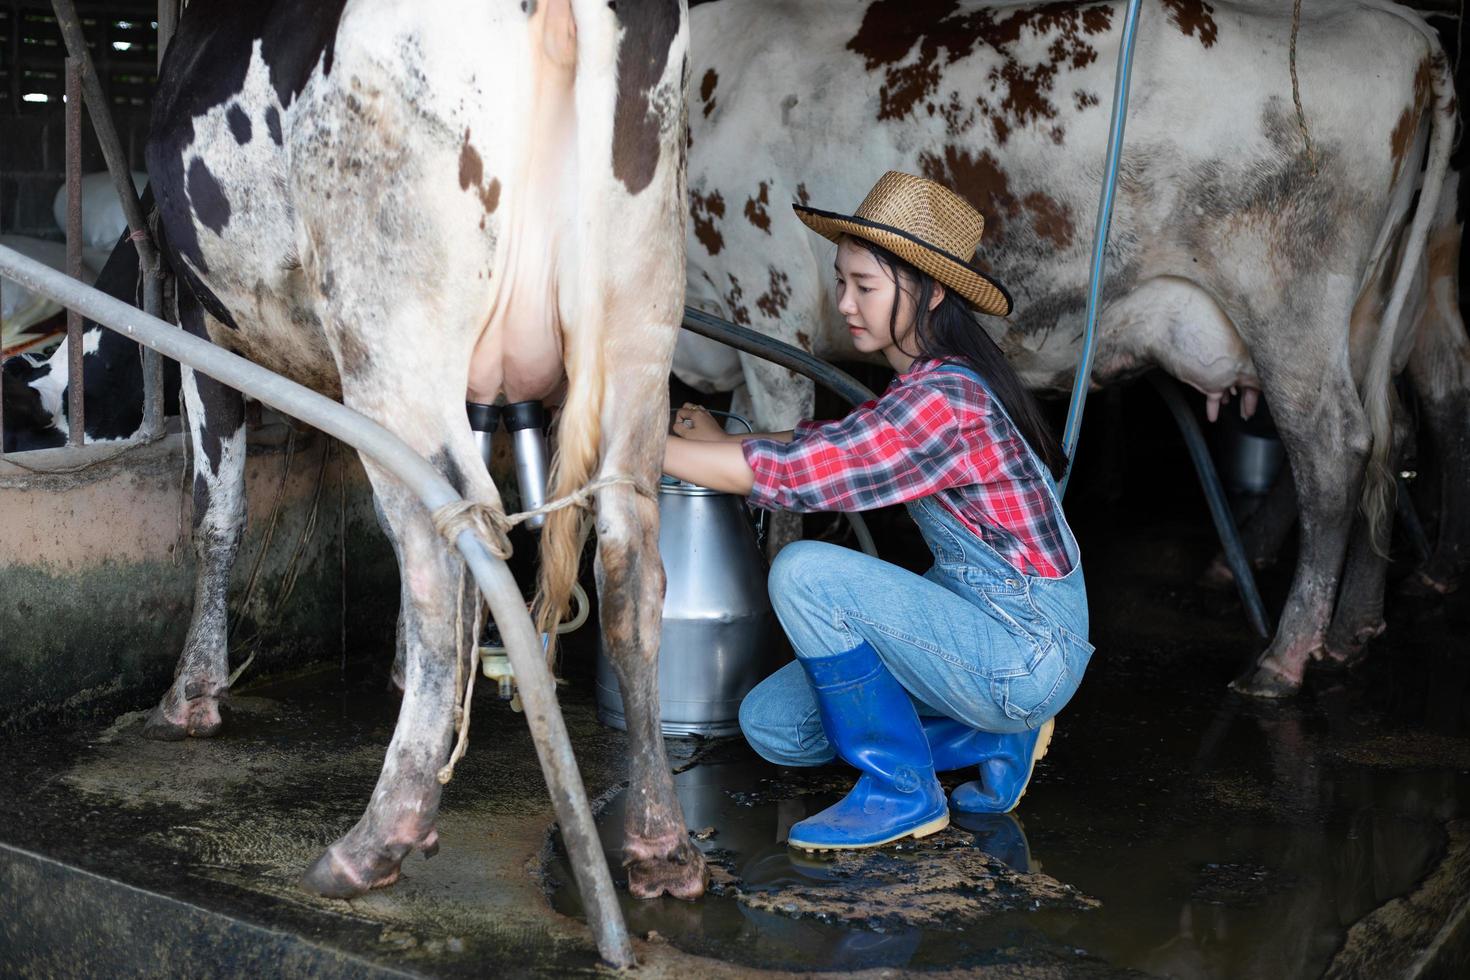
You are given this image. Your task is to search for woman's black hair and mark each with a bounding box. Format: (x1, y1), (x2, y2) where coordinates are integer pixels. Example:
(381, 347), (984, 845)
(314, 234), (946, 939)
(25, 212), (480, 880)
(849, 236), (1068, 481)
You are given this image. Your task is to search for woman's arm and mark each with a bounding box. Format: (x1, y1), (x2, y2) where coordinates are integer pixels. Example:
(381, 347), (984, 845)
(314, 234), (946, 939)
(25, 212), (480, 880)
(663, 403), (795, 493)
(671, 403), (793, 444)
(663, 436), (757, 494)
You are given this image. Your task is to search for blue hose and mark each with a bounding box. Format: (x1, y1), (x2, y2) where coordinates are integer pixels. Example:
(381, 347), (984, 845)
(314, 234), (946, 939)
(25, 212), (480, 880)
(1059, 0), (1144, 498)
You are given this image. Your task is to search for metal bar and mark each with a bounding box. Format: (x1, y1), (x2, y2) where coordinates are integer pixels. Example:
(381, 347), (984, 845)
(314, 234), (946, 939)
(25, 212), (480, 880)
(1395, 474), (1432, 564)
(140, 276), (164, 438)
(1147, 373), (1272, 640)
(139, 0), (180, 442)
(1059, 0), (1145, 498)
(48, 0), (161, 276)
(158, 0), (178, 68)
(0, 244), (636, 969)
(65, 56), (83, 446)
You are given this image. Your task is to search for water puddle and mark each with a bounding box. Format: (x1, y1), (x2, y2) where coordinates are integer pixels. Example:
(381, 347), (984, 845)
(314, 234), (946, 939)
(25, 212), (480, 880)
(550, 653), (1470, 975)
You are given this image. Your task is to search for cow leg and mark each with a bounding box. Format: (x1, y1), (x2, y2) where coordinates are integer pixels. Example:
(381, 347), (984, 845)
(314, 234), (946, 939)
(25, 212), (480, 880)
(301, 412), (488, 897)
(1404, 287), (1470, 594)
(593, 382), (707, 899)
(1201, 466), (1298, 588)
(1323, 389), (1413, 665)
(1231, 307), (1370, 698)
(143, 303), (246, 740)
(371, 495), (411, 693)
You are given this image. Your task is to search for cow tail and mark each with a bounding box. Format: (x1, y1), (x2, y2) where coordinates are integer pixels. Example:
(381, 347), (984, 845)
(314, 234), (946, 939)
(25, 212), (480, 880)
(533, 323), (604, 670)
(1360, 28), (1454, 553)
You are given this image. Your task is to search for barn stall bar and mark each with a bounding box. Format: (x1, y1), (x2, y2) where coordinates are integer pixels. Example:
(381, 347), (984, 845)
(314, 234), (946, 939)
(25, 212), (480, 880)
(3, 0), (1470, 977)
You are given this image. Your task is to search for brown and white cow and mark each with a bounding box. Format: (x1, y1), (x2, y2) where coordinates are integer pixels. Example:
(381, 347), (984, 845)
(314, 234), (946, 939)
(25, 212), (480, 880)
(145, 0), (705, 900)
(675, 0), (1461, 696)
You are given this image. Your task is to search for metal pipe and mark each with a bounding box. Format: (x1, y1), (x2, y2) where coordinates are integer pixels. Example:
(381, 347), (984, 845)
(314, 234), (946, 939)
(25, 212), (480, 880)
(139, 2), (177, 442)
(1395, 474), (1431, 564)
(680, 306), (879, 557)
(0, 244), (635, 969)
(1059, 0), (1145, 497)
(158, 0), (179, 68)
(1147, 373), (1271, 639)
(48, 0), (162, 277)
(65, 58), (84, 447)
(140, 277), (165, 439)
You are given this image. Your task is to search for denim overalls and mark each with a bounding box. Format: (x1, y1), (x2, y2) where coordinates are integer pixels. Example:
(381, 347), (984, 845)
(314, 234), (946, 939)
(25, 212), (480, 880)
(739, 363), (1094, 766)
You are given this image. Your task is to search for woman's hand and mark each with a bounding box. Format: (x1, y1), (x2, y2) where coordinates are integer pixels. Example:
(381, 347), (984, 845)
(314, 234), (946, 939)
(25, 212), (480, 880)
(671, 403), (731, 442)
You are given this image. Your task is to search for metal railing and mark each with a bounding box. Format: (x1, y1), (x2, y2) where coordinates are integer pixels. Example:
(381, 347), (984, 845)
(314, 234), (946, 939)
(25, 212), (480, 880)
(0, 0), (169, 460)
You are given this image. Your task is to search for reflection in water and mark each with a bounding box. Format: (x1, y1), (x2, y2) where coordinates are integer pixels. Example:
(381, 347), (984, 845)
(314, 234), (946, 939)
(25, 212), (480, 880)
(550, 632), (1470, 976)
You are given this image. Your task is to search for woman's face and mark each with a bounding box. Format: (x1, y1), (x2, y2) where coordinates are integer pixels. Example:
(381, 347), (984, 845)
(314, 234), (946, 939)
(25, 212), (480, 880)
(833, 237), (937, 371)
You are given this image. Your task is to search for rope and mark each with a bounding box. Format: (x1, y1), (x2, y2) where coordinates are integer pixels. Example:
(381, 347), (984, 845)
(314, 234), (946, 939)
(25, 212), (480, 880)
(1290, 0), (1318, 175)
(430, 471), (653, 784)
(438, 566), (477, 785)
(431, 472), (653, 558)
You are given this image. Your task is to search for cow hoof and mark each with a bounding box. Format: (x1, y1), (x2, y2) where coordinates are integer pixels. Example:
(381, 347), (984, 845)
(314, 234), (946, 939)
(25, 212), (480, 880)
(625, 834), (708, 900)
(1229, 665), (1299, 699)
(300, 845), (403, 900)
(141, 697), (225, 741)
(1321, 622), (1385, 671)
(1400, 570), (1459, 598)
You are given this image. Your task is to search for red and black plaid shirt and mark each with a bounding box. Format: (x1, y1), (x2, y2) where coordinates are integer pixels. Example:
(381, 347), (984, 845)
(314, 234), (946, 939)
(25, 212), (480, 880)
(742, 358), (1073, 578)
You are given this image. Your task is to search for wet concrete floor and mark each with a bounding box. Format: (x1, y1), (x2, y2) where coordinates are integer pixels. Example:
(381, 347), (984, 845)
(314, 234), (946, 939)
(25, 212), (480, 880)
(550, 521), (1470, 976)
(3, 404), (1470, 976)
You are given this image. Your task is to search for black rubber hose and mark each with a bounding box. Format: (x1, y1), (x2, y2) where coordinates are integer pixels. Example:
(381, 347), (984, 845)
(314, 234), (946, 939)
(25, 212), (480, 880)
(681, 307), (876, 408)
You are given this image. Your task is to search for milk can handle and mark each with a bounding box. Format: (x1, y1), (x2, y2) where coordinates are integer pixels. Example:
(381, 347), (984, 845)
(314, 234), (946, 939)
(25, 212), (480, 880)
(697, 408), (754, 434)
(671, 408), (767, 546)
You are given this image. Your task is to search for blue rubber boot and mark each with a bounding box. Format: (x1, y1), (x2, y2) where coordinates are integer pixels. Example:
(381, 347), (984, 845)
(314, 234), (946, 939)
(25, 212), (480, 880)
(786, 643), (949, 852)
(922, 717), (1054, 813)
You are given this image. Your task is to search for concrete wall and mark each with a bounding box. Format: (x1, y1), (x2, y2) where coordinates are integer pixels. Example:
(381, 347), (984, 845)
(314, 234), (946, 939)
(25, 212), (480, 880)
(0, 424), (399, 730)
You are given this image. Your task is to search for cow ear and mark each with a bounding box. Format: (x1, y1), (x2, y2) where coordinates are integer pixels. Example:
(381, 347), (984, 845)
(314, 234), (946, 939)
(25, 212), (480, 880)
(928, 282), (946, 311)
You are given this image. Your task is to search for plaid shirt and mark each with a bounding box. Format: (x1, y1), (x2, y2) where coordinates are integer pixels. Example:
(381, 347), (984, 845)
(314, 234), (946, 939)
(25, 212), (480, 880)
(742, 358), (1073, 577)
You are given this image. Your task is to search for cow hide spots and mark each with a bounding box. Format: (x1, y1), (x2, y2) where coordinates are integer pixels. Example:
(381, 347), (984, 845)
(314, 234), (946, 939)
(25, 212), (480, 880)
(745, 181), (772, 233)
(846, 0), (1112, 143)
(755, 266), (791, 318)
(796, 183), (811, 207)
(226, 104), (252, 144)
(725, 273), (751, 325)
(458, 129), (502, 219)
(612, 0), (683, 194)
(691, 186), (727, 254)
(1161, 0), (1218, 50)
(258, 0), (350, 108)
(919, 146), (1075, 251)
(1390, 57), (1435, 182)
(186, 157), (232, 234)
(700, 68), (718, 117)
(265, 106), (283, 145)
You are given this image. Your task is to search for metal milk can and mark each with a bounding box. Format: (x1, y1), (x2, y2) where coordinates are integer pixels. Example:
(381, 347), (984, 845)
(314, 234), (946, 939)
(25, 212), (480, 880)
(596, 412), (780, 737)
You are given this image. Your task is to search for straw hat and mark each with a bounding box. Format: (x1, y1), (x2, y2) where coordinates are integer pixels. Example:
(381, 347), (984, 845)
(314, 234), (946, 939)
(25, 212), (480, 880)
(793, 171), (1012, 317)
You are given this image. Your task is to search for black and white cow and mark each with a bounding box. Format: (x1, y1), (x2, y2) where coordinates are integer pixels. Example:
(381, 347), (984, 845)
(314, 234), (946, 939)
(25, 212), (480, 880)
(146, 0), (703, 901)
(675, 0), (1461, 697)
(2, 221), (179, 453)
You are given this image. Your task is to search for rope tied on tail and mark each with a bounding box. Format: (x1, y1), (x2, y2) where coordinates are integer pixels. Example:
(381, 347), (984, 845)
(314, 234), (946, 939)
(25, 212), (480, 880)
(430, 472), (655, 784)
(430, 472), (654, 559)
